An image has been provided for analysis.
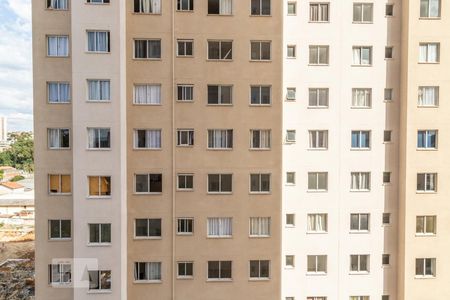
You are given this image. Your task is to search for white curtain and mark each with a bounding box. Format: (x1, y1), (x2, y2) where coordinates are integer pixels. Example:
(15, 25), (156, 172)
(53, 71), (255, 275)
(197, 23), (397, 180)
(361, 48), (371, 65)
(140, 0), (151, 13)
(351, 173), (359, 190)
(88, 80), (110, 101)
(100, 81), (110, 100)
(352, 48), (361, 65)
(320, 4), (328, 20)
(250, 217), (270, 236)
(147, 262), (161, 280)
(310, 4), (318, 21)
(419, 87), (438, 106)
(88, 129), (96, 148)
(59, 83), (70, 102)
(208, 218), (232, 236)
(48, 36), (68, 56)
(220, 0), (232, 14)
(429, 0), (440, 17)
(48, 129), (59, 148)
(427, 44), (438, 62)
(352, 89), (371, 107)
(419, 44), (428, 62)
(260, 130), (270, 148)
(97, 32), (108, 52)
(426, 173), (435, 190)
(211, 130), (227, 148)
(145, 130), (161, 148)
(48, 83), (59, 102)
(152, 0), (161, 14)
(134, 85), (161, 104)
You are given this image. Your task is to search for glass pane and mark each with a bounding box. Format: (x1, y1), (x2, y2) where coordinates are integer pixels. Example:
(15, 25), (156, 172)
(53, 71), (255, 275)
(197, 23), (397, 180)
(208, 261), (220, 278)
(135, 219), (148, 236)
(89, 224), (100, 243)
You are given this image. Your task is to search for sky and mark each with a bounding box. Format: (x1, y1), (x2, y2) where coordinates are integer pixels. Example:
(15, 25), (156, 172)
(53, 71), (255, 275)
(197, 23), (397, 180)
(0, 0), (32, 132)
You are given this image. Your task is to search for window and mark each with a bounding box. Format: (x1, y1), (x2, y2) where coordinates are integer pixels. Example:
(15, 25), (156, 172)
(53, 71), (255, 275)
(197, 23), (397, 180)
(382, 296), (390, 300)
(353, 3), (373, 22)
(385, 47), (393, 59)
(177, 218), (193, 234)
(286, 88), (296, 100)
(135, 174), (162, 193)
(87, 128), (110, 149)
(208, 41), (232, 60)
(49, 220), (71, 239)
(384, 130), (392, 143)
(47, 0), (68, 10)
(351, 131), (370, 149)
(286, 130), (296, 142)
(177, 85), (193, 101)
(309, 130), (328, 149)
(382, 254), (390, 266)
(250, 173), (271, 193)
(415, 258), (436, 277)
(249, 260), (270, 279)
(250, 130), (271, 149)
(417, 173), (437, 192)
(350, 213), (369, 231)
(49, 263), (71, 284)
(88, 223), (111, 244)
(177, 174), (193, 190)
(177, 0), (194, 11)
(133, 0), (161, 13)
(87, 80), (110, 101)
(352, 46), (372, 65)
(287, 45), (296, 58)
(49, 174), (71, 194)
(208, 261), (232, 280)
(382, 213), (391, 225)
(134, 262), (161, 281)
(384, 88), (393, 101)
(208, 174), (232, 193)
(135, 219), (162, 237)
(134, 39), (161, 59)
(352, 88), (371, 108)
(286, 255), (295, 268)
(47, 35), (69, 57)
(307, 298), (327, 300)
(286, 214), (295, 226)
(308, 172), (328, 191)
(249, 217), (271, 237)
(307, 214), (328, 232)
(177, 130), (194, 146)
(177, 262), (193, 278)
(251, 41), (271, 60)
(309, 45), (329, 65)
(286, 172), (296, 184)
(208, 0), (232, 14)
(208, 129), (233, 149)
(134, 129), (161, 149)
(420, 0), (440, 18)
(310, 3), (329, 22)
(48, 128), (70, 149)
(88, 270), (111, 291)
(350, 255), (369, 273)
(87, 31), (110, 53)
(133, 84), (161, 104)
(307, 255), (327, 273)
(350, 297), (369, 300)
(385, 4), (394, 16)
(207, 217), (232, 237)
(417, 130), (437, 149)
(416, 215), (436, 235)
(48, 82), (70, 103)
(418, 86), (439, 107)
(286, 298), (295, 300)
(350, 172), (371, 190)
(419, 43), (439, 63)
(207, 85), (232, 104)
(251, 0), (271, 15)
(308, 88), (329, 107)
(177, 40), (193, 56)
(383, 172), (391, 184)
(88, 176), (111, 197)
(287, 2), (296, 15)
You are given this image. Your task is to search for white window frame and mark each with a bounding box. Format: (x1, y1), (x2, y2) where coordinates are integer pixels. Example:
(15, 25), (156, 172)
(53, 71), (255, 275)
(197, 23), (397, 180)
(87, 128), (111, 149)
(207, 129), (233, 149)
(420, 0), (441, 18)
(207, 261), (232, 280)
(416, 215), (436, 235)
(88, 223), (111, 245)
(177, 261), (194, 278)
(87, 79), (110, 101)
(177, 129), (194, 147)
(47, 0), (69, 10)
(309, 3), (330, 22)
(48, 128), (70, 149)
(350, 254), (370, 273)
(207, 0), (233, 15)
(177, 217), (194, 235)
(309, 45), (329, 65)
(87, 176), (112, 198)
(134, 173), (162, 194)
(134, 219), (162, 239)
(86, 30), (110, 53)
(416, 173), (437, 192)
(251, 0), (271, 15)
(47, 35), (69, 57)
(308, 88), (329, 108)
(249, 217), (271, 237)
(207, 40), (233, 60)
(352, 46), (372, 66)
(177, 173), (194, 191)
(307, 255), (327, 274)
(250, 129), (271, 149)
(207, 85), (233, 104)
(287, 45), (296, 58)
(307, 214), (328, 233)
(49, 219), (71, 240)
(47, 82), (71, 103)
(88, 270), (111, 291)
(207, 174), (232, 193)
(133, 129), (162, 149)
(307, 172), (328, 191)
(177, 84), (194, 101)
(418, 86), (439, 107)
(351, 130), (371, 149)
(249, 173), (271, 193)
(49, 263), (72, 285)
(250, 41), (271, 61)
(419, 43), (440, 63)
(177, 39), (194, 57)
(417, 130), (437, 149)
(309, 130), (328, 149)
(133, 39), (162, 59)
(134, 262), (162, 282)
(415, 258), (436, 278)
(177, 0), (194, 11)
(250, 85), (271, 105)
(48, 174), (71, 195)
(207, 217), (232, 238)
(350, 172), (371, 191)
(249, 260), (270, 279)
(352, 88), (372, 108)
(353, 3), (373, 23)
(133, 84), (161, 105)
(350, 213), (370, 232)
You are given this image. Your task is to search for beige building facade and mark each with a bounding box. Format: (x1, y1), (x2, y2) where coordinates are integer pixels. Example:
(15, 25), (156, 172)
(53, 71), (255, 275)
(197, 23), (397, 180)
(33, 0), (449, 299)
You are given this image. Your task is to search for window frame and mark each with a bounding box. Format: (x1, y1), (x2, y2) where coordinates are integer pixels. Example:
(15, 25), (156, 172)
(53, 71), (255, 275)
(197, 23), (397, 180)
(87, 127), (111, 150)
(176, 129), (194, 147)
(177, 217), (194, 235)
(207, 129), (233, 149)
(309, 2), (330, 22)
(416, 215), (436, 235)
(417, 130), (437, 149)
(88, 223), (111, 245)
(134, 219), (162, 239)
(207, 40), (233, 60)
(133, 39), (162, 59)
(207, 261), (232, 281)
(250, 129), (271, 150)
(207, 217), (233, 238)
(418, 42), (440, 63)
(308, 130), (328, 149)
(177, 84), (194, 102)
(87, 79), (111, 102)
(134, 173), (163, 194)
(87, 176), (112, 198)
(349, 254), (370, 273)
(48, 174), (72, 195)
(351, 88), (372, 108)
(251, 0), (271, 16)
(350, 172), (371, 191)
(250, 85), (272, 105)
(416, 173), (437, 192)
(207, 85), (233, 105)
(307, 172), (328, 192)
(177, 0), (194, 11)
(350, 213), (370, 232)
(87, 270), (111, 291)
(133, 262), (162, 282)
(415, 258), (436, 278)
(47, 128), (70, 149)
(49, 219), (72, 240)
(307, 213), (328, 233)
(177, 261), (194, 278)
(177, 39), (194, 57)
(47, 81), (71, 103)
(418, 86), (439, 107)
(47, 35), (69, 57)
(46, 0), (69, 10)
(351, 130), (371, 149)
(86, 30), (110, 53)
(250, 41), (272, 61)
(249, 260), (270, 280)
(177, 173), (194, 191)
(207, 174), (233, 194)
(308, 45), (329, 65)
(48, 263), (72, 285)
(133, 84), (162, 105)
(352, 46), (373, 66)
(249, 217), (271, 237)
(420, 0), (441, 18)
(308, 88), (329, 108)
(353, 2), (374, 23)
(249, 173), (271, 194)
(307, 255), (327, 274)
(133, 129), (162, 149)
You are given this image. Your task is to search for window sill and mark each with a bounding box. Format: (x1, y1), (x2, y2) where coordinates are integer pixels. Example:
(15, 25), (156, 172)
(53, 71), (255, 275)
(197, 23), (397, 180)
(206, 279), (233, 282)
(349, 189), (371, 192)
(176, 100), (194, 103)
(49, 282), (72, 287)
(249, 235), (270, 238)
(176, 10), (194, 13)
(349, 230), (370, 234)
(86, 148), (111, 151)
(285, 98), (296, 101)
(46, 55), (70, 58)
(133, 58), (162, 61)
(49, 193), (72, 196)
(307, 148), (328, 151)
(133, 236), (162, 240)
(349, 271), (370, 275)
(308, 64), (330, 67)
(132, 103), (162, 106)
(350, 106), (371, 109)
(249, 14), (272, 17)
(176, 55), (194, 58)
(418, 17), (441, 20)
(284, 266), (295, 269)
(207, 236), (232, 239)
(285, 225), (295, 228)
(417, 105), (439, 108)
(87, 290), (112, 294)
(308, 21), (330, 23)
(286, 57), (296, 59)
(418, 62), (440, 65)
(206, 148), (233, 151)
(249, 278), (270, 281)
(48, 238), (72, 242)
(176, 233), (194, 236)
(133, 280), (162, 284)
(416, 191), (437, 194)
(249, 191), (271, 195)
(87, 196), (112, 200)
(48, 147), (71, 151)
(249, 59), (272, 63)
(306, 231), (328, 234)
(206, 14), (233, 17)
(249, 104), (272, 107)
(306, 272), (327, 276)
(48, 101), (71, 104)
(416, 148), (438, 151)
(249, 148), (271, 151)
(414, 275), (436, 279)
(351, 64), (373, 67)
(206, 104), (233, 106)
(176, 276), (194, 280)
(307, 106), (329, 109)
(133, 192), (162, 195)
(132, 12), (162, 15)
(350, 148), (371, 151)
(206, 59), (233, 62)
(176, 188), (194, 192)
(285, 183), (295, 186)
(207, 192), (233, 195)
(86, 243), (111, 247)
(133, 148), (162, 151)
(86, 100), (111, 103)
(415, 233), (436, 237)
(352, 21), (374, 24)
(45, 8), (70, 11)
(306, 190), (328, 193)
(85, 51), (111, 55)
(285, 141), (296, 144)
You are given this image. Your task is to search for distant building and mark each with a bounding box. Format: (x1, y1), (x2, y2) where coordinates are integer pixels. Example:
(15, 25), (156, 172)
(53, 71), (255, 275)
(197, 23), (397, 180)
(0, 178), (34, 226)
(0, 117), (7, 142)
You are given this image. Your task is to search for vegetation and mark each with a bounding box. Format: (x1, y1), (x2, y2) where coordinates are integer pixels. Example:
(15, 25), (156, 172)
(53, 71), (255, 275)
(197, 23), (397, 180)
(10, 175), (25, 182)
(0, 132), (34, 172)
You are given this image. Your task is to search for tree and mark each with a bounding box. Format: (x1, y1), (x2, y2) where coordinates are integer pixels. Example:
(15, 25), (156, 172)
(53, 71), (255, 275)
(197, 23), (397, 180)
(0, 132), (34, 172)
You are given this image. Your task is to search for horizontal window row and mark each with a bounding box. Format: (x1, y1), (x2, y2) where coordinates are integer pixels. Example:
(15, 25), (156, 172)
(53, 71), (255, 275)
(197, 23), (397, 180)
(47, 0), (272, 16)
(46, 82), (272, 105)
(286, 43), (441, 64)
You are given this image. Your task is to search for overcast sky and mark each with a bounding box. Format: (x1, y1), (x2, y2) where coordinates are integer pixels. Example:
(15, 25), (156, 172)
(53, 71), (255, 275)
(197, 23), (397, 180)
(0, 0), (32, 132)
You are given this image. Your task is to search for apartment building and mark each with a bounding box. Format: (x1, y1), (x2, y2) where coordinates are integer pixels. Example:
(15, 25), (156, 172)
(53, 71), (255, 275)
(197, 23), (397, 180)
(33, 0), (449, 300)
(33, 0), (281, 299)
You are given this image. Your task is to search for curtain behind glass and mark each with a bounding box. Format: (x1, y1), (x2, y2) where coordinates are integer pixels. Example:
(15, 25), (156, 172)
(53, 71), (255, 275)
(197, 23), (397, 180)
(220, 0), (232, 14)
